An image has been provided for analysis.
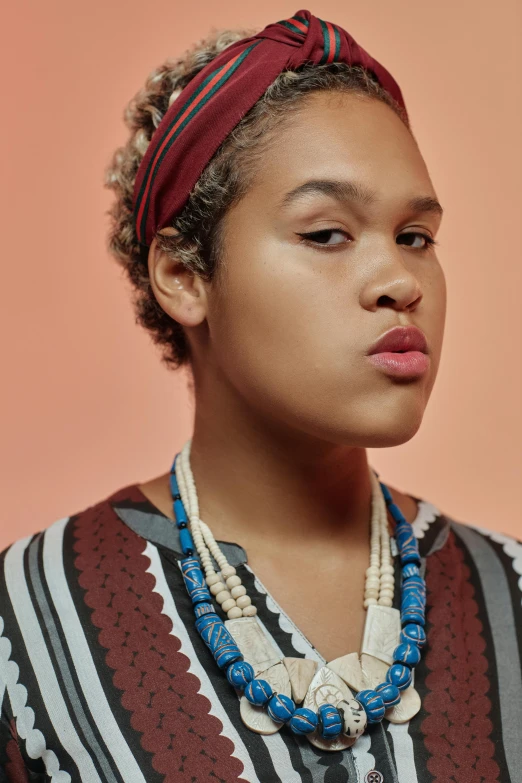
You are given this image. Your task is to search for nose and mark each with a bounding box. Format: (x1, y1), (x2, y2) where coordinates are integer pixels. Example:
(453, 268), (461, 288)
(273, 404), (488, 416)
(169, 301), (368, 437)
(360, 241), (423, 313)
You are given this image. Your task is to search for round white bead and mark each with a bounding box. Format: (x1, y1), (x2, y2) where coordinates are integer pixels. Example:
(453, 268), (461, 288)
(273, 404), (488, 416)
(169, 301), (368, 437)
(380, 575), (395, 587)
(365, 566), (380, 578)
(226, 575), (241, 589)
(378, 597), (393, 607)
(215, 590), (232, 604)
(236, 595), (251, 609)
(231, 585), (247, 599)
(338, 697), (367, 739)
(205, 573), (221, 586)
(364, 588), (379, 598)
(210, 581), (226, 595)
(366, 578), (380, 590)
(227, 606), (243, 619)
(380, 565), (394, 575)
(221, 598), (236, 612)
(379, 588), (394, 599)
(242, 605), (257, 616)
(220, 565), (236, 579)
(364, 598), (378, 608)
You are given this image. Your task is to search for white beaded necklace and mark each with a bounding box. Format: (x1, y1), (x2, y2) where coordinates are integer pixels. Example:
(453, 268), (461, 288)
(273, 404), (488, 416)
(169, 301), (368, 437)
(176, 438), (394, 616)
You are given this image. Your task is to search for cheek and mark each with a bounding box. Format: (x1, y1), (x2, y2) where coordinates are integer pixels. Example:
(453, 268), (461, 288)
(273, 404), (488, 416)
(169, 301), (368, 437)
(208, 242), (364, 415)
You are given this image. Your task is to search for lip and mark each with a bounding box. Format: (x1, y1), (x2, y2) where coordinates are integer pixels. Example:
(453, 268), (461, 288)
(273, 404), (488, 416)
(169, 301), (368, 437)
(366, 325), (430, 378)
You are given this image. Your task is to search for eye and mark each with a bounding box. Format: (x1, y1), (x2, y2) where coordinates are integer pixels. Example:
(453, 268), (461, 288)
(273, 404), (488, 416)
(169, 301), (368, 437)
(297, 227), (350, 250)
(397, 232), (438, 251)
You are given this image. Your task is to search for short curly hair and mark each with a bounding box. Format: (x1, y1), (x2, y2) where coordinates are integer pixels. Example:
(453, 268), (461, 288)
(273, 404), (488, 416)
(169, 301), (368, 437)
(105, 26), (410, 370)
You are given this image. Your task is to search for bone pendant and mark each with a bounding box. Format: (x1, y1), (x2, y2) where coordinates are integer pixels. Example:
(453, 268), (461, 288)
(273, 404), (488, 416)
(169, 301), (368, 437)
(360, 653), (389, 689)
(303, 666), (357, 750)
(385, 685), (421, 724)
(239, 662), (291, 735)
(361, 605), (401, 665)
(283, 657), (318, 704)
(225, 616), (282, 675)
(326, 652), (366, 693)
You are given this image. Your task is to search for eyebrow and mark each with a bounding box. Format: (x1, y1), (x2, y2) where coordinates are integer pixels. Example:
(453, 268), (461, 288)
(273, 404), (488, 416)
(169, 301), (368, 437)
(277, 178), (444, 218)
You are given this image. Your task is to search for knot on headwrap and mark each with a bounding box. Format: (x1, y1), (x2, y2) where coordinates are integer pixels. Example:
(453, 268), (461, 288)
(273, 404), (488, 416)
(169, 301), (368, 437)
(133, 8), (407, 247)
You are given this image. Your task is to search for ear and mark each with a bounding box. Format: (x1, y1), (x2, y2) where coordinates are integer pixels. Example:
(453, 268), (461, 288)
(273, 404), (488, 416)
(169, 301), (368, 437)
(147, 231), (208, 327)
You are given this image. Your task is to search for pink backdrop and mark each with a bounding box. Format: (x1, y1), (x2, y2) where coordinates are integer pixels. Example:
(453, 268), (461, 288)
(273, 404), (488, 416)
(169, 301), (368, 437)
(1, 0), (521, 548)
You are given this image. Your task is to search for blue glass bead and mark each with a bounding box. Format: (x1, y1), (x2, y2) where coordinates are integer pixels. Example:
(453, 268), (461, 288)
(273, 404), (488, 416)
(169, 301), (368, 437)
(179, 527), (195, 556)
(226, 660), (255, 689)
(194, 602), (214, 619)
(379, 481), (393, 503)
(181, 557), (212, 605)
(173, 497), (188, 525)
(400, 549), (421, 567)
(401, 623), (427, 648)
(393, 642), (421, 668)
(401, 606), (425, 626)
(402, 563), (420, 579)
(317, 703), (343, 739)
(267, 693), (296, 723)
(355, 690), (386, 723)
(289, 707), (318, 735)
(401, 593), (425, 611)
(375, 682), (401, 708)
(388, 503), (405, 524)
(244, 678), (273, 706)
(402, 575), (425, 590)
(169, 466), (180, 495)
(195, 612), (244, 669)
(386, 663), (413, 691)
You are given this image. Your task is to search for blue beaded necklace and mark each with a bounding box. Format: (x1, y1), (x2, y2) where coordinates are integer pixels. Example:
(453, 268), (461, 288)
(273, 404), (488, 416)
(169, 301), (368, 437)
(170, 453), (427, 744)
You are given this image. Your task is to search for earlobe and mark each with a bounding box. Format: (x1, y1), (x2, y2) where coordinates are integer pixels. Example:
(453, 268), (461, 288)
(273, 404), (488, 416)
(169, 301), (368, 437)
(147, 235), (208, 328)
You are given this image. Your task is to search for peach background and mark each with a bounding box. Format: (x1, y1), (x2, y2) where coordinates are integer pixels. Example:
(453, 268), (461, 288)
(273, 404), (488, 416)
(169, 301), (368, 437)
(1, 0), (521, 550)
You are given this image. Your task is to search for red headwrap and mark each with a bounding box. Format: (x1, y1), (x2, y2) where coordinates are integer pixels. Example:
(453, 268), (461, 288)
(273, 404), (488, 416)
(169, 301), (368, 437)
(133, 8), (407, 247)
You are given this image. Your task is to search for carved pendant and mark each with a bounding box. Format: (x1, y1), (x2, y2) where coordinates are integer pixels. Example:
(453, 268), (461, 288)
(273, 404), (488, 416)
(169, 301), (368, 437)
(326, 651), (366, 692)
(385, 685), (421, 724)
(282, 657), (318, 704)
(225, 616), (282, 675)
(303, 666), (358, 750)
(239, 662), (291, 735)
(361, 605), (401, 665)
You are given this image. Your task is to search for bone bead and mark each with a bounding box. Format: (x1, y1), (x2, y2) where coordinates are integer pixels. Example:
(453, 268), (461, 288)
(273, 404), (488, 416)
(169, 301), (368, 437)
(283, 657), (318, 704)
(210, 581), (226, 595)
(337, 698), (367, 740)
(215, 590), (232, 604)
(206, 573), (221, 586)
(364, 598), (378, 608)
(220, 565), (237, 579)
(366, 566), (380, 578)
(242, 605), (257, 616)
(380, 564), (394, 575)
(231, 585), (247, 599)
(379, 588), (394, 599)
(221, 598), (237, 612)
(226, 575), (242, 589)
(378, 597), (393, 607)
(227, 606), (243, 619)
(380, 574), (395, 587)
(236, 595), (252, 609)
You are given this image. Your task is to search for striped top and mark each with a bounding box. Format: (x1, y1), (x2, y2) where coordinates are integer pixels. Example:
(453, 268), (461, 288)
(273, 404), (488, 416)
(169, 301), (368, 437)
(1, 483), (521, 783)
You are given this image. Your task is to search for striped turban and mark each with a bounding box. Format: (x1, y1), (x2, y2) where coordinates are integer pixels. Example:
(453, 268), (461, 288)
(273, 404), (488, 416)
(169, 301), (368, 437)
(133, 8), (407, 248)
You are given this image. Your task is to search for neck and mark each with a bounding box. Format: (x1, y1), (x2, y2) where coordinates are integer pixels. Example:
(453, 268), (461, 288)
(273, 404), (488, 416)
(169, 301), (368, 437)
(139, 377), (418, 553)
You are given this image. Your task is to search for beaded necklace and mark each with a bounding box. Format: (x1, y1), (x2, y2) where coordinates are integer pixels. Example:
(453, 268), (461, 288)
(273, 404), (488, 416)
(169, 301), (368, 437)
(170, 443), (427, 750)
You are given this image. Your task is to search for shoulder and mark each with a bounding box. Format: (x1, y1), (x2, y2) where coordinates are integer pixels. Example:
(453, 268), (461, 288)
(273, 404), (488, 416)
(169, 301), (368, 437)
(0, 484), (150, 685)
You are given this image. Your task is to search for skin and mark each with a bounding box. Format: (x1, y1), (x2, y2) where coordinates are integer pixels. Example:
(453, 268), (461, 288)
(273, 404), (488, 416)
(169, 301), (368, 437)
(140, 90), (446, 660)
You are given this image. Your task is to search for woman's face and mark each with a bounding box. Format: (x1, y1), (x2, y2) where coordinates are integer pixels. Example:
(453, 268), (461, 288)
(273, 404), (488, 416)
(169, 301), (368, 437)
(201, 90), (446, 447)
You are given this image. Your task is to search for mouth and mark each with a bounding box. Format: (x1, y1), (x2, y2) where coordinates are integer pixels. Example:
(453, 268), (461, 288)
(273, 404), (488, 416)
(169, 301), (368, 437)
(366, 326), (430, 378)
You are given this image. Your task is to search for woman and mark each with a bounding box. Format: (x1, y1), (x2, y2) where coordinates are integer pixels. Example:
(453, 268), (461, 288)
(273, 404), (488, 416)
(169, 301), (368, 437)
(1, 9), (520, 782)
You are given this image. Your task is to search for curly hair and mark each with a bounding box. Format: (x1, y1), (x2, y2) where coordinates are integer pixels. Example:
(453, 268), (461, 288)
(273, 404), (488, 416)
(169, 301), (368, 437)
(105, 26), (410, 370)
